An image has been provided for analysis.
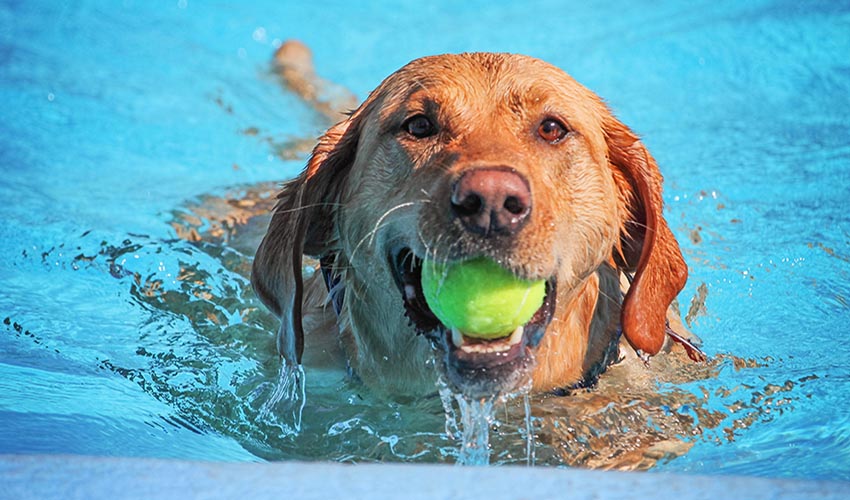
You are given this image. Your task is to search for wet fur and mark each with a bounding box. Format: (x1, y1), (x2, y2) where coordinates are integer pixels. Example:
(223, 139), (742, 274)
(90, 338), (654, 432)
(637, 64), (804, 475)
(252, 48), (688, 397)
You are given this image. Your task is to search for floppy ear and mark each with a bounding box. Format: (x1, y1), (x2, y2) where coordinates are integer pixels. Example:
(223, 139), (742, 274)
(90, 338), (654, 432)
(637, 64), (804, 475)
(251, 113), (363, 365)
(605, 117), (688, 356)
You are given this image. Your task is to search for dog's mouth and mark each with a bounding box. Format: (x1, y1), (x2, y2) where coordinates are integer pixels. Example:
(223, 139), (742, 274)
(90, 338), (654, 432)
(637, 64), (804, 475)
(389, 246), (557, 397)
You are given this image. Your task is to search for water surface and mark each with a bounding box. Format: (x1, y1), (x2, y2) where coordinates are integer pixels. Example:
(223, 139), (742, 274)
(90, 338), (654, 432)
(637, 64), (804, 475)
(1, 0), (849, 480)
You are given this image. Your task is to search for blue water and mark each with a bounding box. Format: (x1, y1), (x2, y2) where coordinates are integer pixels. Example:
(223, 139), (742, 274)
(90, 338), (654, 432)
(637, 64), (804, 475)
(1, 0), (849, 479)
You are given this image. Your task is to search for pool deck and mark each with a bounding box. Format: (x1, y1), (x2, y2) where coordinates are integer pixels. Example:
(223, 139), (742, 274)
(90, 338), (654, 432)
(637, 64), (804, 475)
(1, 454), (847, 500)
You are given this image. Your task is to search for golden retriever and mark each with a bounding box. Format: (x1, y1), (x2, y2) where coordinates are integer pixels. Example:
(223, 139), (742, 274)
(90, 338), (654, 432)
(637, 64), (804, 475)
(252, 45), (691, 399)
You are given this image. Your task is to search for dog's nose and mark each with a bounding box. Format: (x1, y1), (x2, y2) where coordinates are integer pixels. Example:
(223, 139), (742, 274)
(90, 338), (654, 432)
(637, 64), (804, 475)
(451, 167), (531, 236)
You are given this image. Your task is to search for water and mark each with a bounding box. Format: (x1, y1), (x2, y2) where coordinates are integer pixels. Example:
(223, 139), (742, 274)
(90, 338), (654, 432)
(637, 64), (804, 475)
(440, 388), (497, 466)
(2, 0), (849, 480)
(523, 394), (536, 467)
(437, 383), (535, 466)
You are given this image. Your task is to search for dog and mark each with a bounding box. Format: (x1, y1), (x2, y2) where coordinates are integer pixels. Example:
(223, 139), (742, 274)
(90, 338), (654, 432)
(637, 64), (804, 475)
(251, 43), (693, 399)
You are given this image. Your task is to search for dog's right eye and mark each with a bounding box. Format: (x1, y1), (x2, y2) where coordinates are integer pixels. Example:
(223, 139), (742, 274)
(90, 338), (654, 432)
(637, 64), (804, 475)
(402, 115), (437, 139)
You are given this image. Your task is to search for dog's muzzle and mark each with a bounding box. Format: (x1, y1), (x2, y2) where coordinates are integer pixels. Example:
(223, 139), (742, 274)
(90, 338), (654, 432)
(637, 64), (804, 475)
(389, 246), (557, 397)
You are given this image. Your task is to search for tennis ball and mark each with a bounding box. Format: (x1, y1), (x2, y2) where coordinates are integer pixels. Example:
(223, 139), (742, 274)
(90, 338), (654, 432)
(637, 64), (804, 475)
(421, 257), (546, 339)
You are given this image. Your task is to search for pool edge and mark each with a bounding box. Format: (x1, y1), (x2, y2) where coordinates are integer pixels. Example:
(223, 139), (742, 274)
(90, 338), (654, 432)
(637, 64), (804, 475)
(1, 454), (847, 499)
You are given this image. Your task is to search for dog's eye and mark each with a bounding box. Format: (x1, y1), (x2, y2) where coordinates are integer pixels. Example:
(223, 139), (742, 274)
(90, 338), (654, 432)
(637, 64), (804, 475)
(537, 118), (568, 143)
(403, 114), (437, 139)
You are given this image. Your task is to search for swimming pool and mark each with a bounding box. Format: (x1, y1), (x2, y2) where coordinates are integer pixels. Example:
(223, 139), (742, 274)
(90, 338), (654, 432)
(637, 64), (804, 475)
(1, 0), (848, 480)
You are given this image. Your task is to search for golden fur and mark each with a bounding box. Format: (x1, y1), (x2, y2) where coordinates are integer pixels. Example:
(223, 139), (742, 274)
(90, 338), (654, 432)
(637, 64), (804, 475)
(252, 50), (688, 397)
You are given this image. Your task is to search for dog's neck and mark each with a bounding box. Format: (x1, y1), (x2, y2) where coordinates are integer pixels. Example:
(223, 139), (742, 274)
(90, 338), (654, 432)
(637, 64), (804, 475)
(336, 256), (439, 396)
(530, 263), (622, 393)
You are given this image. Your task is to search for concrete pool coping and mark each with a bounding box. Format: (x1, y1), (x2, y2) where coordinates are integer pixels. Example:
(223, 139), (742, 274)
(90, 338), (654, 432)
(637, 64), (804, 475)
(1, 454), (848, 500)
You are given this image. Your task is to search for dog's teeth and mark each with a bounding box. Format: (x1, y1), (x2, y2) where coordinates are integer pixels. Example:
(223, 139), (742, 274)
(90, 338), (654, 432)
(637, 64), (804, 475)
(404, 284), (417, 301)
(456, 326), (524, 354)
(461, 341), (508, 354)
(509, 325), (524, 346)
(451, 327), (465, 348)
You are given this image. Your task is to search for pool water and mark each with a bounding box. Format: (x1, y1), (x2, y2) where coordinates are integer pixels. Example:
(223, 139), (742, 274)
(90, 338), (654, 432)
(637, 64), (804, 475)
(1, 0), (849, 480)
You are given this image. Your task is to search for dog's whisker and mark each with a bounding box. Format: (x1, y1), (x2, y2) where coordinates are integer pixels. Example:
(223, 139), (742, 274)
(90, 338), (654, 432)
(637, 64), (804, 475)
(408, 76), (439, 103)
(623, 220), (655, 236)
(347, 201), (424, 263)
(367, 202), (418, 247)
(273, 201), (344, 216)
(348, 219), (399, 263)
(597, 287), (621, 304)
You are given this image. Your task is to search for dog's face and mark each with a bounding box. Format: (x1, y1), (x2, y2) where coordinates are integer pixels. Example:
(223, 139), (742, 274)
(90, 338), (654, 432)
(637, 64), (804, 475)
(341, 55), (623, 395)
(253, 53), (687, 398)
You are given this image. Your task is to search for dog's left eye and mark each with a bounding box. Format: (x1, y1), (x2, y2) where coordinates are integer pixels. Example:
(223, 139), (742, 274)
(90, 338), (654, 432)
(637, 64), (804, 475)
(402, 114), (437, 139)
(537, 118), (568, 143)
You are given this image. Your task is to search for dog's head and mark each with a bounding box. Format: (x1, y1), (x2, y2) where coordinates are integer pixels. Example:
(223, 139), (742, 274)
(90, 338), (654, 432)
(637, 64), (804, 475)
(252, 53), (686, 397)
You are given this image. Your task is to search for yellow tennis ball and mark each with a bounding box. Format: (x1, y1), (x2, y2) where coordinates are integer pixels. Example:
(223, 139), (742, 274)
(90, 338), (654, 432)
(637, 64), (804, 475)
(421, 257), (546, 339)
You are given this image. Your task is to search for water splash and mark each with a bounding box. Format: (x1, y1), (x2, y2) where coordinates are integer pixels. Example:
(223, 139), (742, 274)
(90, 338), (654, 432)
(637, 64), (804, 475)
(257, 361), (306, 436)
(523, 393), (536, 466)
(454, 393), (496, 465)
(439, 384), (461, 441)
(439, 384), (498, 465)
(439, 381), (539, 466)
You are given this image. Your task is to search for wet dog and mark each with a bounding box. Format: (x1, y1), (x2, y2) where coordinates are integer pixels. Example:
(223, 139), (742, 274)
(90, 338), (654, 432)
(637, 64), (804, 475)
(251, 42), (697, 399)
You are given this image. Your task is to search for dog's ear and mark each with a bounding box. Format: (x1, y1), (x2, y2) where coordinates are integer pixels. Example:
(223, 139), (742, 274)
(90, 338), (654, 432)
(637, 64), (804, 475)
(251, 111), (364, 365)
(605, 116), (688, 356)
